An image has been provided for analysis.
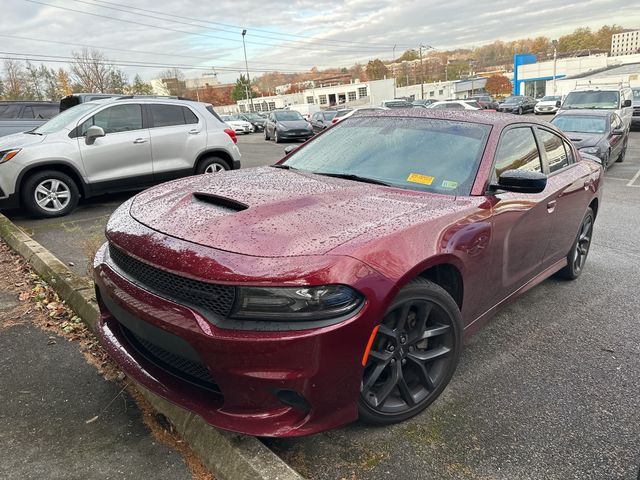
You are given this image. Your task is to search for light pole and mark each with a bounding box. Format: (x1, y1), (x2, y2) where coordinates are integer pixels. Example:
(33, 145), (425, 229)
(419, 44), (425, 99)
(393, 44), (397, 98)
(241, 29), (254, 112)
(552, 39), (558, 94)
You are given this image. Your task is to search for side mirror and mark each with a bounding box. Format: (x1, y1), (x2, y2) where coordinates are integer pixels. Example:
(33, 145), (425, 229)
(612, 127), (624, 135)
(85, 125), (105, 145)
(555, 100), (561, 107)
(491, 169), (547, 194)
(284, 145), (298, 155)
(623, 99), (632, 107)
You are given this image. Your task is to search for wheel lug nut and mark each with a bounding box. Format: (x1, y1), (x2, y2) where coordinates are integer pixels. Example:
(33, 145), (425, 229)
(390, 359), (396, 364)
(388, 346), (395, 352)
(401, 359), (406, 365)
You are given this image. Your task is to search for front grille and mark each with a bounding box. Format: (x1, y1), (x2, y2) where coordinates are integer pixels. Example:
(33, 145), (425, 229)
(108, 244), (236, 318)
(119, 322), (221, 393)
(633, 107), (640, 117)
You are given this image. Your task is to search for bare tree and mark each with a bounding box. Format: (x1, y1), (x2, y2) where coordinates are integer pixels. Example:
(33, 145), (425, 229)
(3, 59), (27, 99)
(69, 48), (114, 93)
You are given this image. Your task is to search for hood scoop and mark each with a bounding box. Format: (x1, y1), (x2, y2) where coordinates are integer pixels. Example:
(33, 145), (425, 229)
(192, 192), (248, 212)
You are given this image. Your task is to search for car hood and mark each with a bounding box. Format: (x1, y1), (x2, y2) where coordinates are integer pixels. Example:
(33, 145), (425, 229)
(128, 167), (466, 258)
(0, 131), (47, 149)
(277, 120), (310, 129)
(563, 132), (603, 148)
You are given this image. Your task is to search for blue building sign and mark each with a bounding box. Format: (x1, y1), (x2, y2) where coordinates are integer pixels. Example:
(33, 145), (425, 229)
(513, 53), (537, 95)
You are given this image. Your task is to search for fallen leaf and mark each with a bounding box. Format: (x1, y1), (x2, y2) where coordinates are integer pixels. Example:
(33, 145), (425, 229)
(19, 292), (30, 301)
(85, 416), (99, 424)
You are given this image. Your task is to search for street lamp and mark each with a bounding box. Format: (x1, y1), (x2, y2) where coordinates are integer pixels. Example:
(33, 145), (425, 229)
(552, 39), (558, 94)
(393, 44), (397, 98)
(241, 29), (254, 112)
(419, 44), (425, 99)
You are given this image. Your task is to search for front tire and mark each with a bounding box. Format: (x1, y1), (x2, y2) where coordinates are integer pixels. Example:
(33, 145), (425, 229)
(22, 170), (80, 218)
(197, 156), (230, 174)
(264, 128), (270, 141)
(358, 278), (462, 425)
(517, 107), (523, 115)
(274, 130), (281, 143)
(616, 138), (627, 163)
(557, 207), (594, 280)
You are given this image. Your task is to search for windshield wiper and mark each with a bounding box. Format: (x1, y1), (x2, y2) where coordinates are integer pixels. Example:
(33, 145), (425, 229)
(25, 130), (43, 135)
(270, 164), (296, 170)
(313, 172), (392, 186)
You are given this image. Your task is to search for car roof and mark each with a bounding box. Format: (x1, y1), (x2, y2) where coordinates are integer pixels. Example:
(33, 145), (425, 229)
(88, 97), (207, 107)
(0, 100), (58, 105)
(357, 108), (558, 128)
(554, 109), (612, 117)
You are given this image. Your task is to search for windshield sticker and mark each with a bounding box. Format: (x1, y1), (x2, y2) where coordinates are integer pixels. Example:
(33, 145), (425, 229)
(441, 180), (458, 189)
(407, 173), (434, 185)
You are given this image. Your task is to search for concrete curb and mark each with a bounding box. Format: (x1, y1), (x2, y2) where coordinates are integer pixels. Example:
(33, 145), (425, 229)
(0, 213), (304, 480)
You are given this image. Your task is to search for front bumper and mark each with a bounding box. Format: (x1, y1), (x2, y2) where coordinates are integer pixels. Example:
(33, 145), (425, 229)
(93, 233), (391, 437)
(497, 106), (521, 113)
(277, 129), (314, 140)
(534, 106), (558, 114)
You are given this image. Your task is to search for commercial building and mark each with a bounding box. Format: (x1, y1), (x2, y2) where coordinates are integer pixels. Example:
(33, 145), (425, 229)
(611, 30), (640, 56)
(514, 52), (640, 97)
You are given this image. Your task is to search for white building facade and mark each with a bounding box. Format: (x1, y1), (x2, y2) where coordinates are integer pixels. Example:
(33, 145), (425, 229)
(611, 30), (640, 56)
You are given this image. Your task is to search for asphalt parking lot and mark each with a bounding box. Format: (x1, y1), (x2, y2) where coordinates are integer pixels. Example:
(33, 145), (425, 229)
(5, 125), (640, 479)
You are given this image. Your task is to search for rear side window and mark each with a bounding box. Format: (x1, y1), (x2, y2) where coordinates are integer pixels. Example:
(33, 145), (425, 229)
(205, 105), (223, 122)
(493, 127), (542, 180)
(149, 104), (186, 127)
(183, 107), (199, 124)
(82, 104), (143, 134)
(538, 129), (569, 173)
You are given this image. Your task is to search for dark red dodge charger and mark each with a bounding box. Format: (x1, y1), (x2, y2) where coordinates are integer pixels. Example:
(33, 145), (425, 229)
(94, 110), (602, 437)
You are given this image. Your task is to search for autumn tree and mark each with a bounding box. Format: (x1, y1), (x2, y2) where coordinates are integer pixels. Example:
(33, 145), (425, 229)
(397, 49), (419, 62)
(57, 69), (72, 96)
(69, 48), (116, 92)
(485, 75), (512, 96)
(365, 59), (389, 81)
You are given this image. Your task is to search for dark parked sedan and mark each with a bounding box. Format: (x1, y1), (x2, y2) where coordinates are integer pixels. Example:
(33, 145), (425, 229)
(94, 110), (602, 437)
(234, 113), (266, 132)
(497, 95), (537, 114)
(468, 95), (499, 110)
(309, 110), (338, 133)
(264, 110), (314, 142)
(551, 110), (627, 168)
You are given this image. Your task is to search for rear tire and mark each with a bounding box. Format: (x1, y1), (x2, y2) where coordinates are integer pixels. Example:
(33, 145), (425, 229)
(557, 207), (594, 280)
(21, 170), (79, 218)
(616, 138), (627, 163)
(358, 277), (462, 425)
(264, 128), (270, 141)
(196, 156), (230, 174)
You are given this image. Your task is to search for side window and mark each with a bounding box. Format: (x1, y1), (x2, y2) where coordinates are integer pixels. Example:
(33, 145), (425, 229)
(562, 140), (575, 165)
(183, 107), (198, 125)
(148, 104), (186, 128)
(539, 129), (569, 173)
(33, 105), (58, 119)
(81, 104), (143, 135)
(612, 114), (622, 130)
(22, 106), (35, 118)
(493, 127), (542, 180)
(0, 104), (22, 118)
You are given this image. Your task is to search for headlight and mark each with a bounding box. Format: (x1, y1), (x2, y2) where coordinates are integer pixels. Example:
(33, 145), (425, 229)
(0, 149), (21, 164)
(277, 123), (288, 131)
(580, 147), (600, 155)
(230, 285), (363, 321)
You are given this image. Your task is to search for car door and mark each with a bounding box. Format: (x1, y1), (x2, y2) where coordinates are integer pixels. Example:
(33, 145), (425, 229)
(310, 113), (320, 133)
(534, 127), (592, 266)
(487, 126), (554, 297)
(147, 104), (205, 181)
(77, 103), (153, 188)
(608, 113), (624, 160)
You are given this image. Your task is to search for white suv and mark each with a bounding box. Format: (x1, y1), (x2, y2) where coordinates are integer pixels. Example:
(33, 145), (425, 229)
(0, 97), (241, 217)
(559, 85), (633, 132)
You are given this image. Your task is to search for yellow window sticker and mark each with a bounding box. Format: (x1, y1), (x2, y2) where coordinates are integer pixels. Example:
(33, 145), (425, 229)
(441, 180), (458, 189)
(407, 173), (434, 185)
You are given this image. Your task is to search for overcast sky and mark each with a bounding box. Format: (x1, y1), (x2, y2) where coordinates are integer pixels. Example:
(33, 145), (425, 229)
(2, 0), (639, 84)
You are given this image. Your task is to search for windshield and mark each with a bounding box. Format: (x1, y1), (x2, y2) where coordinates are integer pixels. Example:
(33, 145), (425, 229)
(281, 117), (491, 196)
(563, 90), (619, 109)
(33, 103), (96, 134)
(244, 113), (263, 121)
(274, 111), (304, 121)
(551, 115), (607, 134)
(322, 111), (337, 120)
(503, 96), (523, 104)
(335, 110), (352, 118)
(541, 96), (561, 102)
(221, 115), (233, 121)
(633, 89), (640, 100)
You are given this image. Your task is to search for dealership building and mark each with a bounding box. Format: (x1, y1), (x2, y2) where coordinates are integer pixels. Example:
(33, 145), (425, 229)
(513, 51), (640, 97)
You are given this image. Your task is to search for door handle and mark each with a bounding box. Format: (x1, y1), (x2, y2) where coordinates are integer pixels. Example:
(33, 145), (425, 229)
(189, 129), (200, 135)
(547, 200), (557, 213)
(133, 138), (147, 144)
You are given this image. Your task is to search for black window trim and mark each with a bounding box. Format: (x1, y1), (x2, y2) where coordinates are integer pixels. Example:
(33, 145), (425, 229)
(534, 126), (576, 177)
(70, 103), (145, 138)
(145, 103), (200, 129)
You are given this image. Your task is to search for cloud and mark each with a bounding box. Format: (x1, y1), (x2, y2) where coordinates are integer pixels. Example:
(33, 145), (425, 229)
(2, 0), (638, 83)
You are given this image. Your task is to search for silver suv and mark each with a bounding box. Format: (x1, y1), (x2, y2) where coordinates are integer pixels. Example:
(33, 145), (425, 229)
(0, 97), (241, 217)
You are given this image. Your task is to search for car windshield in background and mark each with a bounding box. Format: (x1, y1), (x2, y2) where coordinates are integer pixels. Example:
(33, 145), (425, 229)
(335, 110), (352, 118)
(282, 117), (491, 196)
(221, 115), (232, 121)
(551, 115), (607, 134)
(322, 111), (337, 120)
(563, 91), (619, 109)
(503, 96), (523, 104)
(633, 89), (640, 100)
(275, 111), (304, 121)
(541, 96), (562, 102)
(245, 114), (263, 120)
(33, 103), (96, 134)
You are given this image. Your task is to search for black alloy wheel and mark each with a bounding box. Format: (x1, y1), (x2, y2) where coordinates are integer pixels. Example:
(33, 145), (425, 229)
(274, 129), (281, 143)
(517, 106), (523, 115)
(359, 278), (462, 425)
(617, 138), (627, 163)
(264, 127), (270, 140)
(558, 207), (594, 280)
